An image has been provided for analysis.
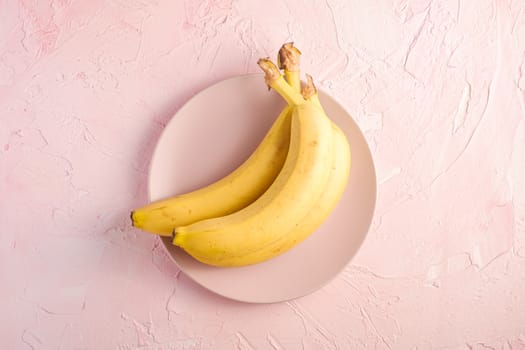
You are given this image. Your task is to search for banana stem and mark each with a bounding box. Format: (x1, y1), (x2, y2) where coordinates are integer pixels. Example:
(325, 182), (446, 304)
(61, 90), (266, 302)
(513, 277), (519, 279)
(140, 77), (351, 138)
(278, 43), (302, 93)
(285, 71), (301, 92)
(301, 74), (323, 109)
(258, 58), (305, 106)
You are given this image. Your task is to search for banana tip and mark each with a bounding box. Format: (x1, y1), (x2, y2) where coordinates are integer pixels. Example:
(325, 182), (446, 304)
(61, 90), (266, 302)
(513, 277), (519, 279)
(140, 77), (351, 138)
(257, 58), (281, 83)
(172, 229), (181, 246)
(130, 210), (144, 228)
(301, 74), (317, 99)
(278, 42), (301, 71)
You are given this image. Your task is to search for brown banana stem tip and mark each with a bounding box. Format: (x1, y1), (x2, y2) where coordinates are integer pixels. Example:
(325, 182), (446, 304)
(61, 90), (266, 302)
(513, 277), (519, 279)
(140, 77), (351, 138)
(277, 42), (301, 72)
(301, 74), (317, 100)
(257, 58), (281, 88)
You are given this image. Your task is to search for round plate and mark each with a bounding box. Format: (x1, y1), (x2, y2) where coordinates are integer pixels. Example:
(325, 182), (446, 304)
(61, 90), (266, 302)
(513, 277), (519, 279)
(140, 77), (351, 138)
(149, 74), (376, 303)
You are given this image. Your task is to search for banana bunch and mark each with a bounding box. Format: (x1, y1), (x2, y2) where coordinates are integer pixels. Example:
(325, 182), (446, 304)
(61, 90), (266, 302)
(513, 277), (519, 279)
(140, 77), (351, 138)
(131, 43), (351, 267)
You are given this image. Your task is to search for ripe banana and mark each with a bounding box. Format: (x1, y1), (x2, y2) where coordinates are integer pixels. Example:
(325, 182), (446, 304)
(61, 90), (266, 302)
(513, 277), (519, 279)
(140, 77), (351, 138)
(171, 57), (351, 267)
(132, 42), (351, 268)
(131, 105), (293, 236)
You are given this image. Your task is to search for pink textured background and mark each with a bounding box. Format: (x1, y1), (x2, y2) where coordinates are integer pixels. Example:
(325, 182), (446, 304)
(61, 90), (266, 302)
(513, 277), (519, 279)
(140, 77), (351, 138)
(2, 0), (525, 348)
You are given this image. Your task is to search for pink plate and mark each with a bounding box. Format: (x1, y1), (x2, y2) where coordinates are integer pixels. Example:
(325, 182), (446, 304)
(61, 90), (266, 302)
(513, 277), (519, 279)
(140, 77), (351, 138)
(148, 74), (376, 303)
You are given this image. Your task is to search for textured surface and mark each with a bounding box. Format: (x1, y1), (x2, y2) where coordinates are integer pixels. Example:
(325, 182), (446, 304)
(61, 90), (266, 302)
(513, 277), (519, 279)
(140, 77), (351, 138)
(1, 0), (525, 348)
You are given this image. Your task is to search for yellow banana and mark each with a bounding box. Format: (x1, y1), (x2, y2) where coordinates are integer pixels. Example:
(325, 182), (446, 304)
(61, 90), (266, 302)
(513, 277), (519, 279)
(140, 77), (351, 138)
(131, 105), (293, 236)
(133, 43), (352, 268)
